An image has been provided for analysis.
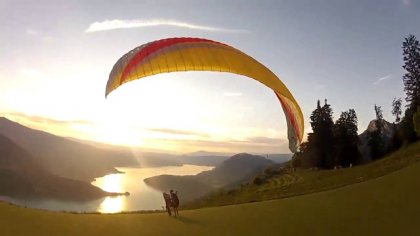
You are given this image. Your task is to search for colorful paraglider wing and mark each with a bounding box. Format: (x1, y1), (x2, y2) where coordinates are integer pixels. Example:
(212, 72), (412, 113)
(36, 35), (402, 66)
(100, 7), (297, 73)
(106, 37), (304, 152)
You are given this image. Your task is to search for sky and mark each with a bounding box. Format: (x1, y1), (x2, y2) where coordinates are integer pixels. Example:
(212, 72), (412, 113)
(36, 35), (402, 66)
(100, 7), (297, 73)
(0, 0), (419, 154)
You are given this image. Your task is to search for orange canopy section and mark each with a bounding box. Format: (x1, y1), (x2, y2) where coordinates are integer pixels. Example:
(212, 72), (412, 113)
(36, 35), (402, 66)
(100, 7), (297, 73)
(105, 37), (304, 152)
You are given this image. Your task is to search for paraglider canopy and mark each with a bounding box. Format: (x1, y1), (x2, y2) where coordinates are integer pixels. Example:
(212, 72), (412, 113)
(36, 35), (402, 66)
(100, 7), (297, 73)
(105, 37), (304, 152)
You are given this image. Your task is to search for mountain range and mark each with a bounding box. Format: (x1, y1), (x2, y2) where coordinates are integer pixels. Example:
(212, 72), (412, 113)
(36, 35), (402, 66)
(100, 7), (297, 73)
(0, 117), (291, 202)
(0, 117), (137, 181)
(0, 134), (117, 200)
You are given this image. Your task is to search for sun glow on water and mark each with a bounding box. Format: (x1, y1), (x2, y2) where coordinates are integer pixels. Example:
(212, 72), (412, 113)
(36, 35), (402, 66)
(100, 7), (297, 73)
(92, 173), (126, 213)
(91, 165), (214, 213)
(98, 196), (125, 214)
(96, 173), (123, 193)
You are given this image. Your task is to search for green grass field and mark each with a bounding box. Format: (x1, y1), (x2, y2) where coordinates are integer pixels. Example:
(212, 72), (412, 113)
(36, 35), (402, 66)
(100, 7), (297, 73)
(0, 143), (419, 235)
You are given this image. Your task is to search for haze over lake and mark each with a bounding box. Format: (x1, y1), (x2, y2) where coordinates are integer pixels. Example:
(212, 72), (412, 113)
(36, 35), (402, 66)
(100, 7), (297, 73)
(0, 165), (213, 213)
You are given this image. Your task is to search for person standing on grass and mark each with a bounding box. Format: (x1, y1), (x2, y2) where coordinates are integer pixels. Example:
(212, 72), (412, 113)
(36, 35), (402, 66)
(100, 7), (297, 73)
(163, 192), (172, 216)
(170, 189), (179, 217)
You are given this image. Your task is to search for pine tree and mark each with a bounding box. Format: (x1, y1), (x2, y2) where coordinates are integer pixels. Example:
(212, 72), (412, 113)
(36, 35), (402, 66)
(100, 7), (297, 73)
(307, 99), (335, 168)
(400, 34), (420, 142)
(368, 105), (385, 160)
(402, 35), (420, 110)
(389, 98), (403, 151)
(374, 105), (384, 124)
(334, 109), (360, 167)
(391, 98), (402, 123)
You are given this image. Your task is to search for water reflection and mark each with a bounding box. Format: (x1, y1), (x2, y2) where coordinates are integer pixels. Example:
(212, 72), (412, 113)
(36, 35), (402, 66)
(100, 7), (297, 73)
(98, 196), (124, 213)
(93, 173), (125, 213)
(91, 164), (214, 213)
(97, 173), (123, 193)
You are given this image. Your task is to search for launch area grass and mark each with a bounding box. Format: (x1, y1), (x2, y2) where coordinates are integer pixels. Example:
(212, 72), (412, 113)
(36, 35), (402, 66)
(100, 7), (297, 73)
(186, 142), (420, 208)
(0, 142), (419, 235)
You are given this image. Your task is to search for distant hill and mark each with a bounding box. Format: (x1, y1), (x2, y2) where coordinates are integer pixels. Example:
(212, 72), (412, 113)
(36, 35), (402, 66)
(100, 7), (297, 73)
(197, 153), (275, 188)
(179, 151), (289, 166)
(0, 117), (288, 186)
(188, 150), (232, 157)
(177, 155), (229, 166)
(65, 137), (185, 167)
(143, 175), (216, 204)
(265, 153), (292, 163)
(0, 117), (137, 181)
(64, 139), (228, 167)
(67, 139), (232, 168)
(0, 117), (240, 183)
(358, 119), (397, 162)
(0, 134), (115, 201)
(144, 153), (275, 202)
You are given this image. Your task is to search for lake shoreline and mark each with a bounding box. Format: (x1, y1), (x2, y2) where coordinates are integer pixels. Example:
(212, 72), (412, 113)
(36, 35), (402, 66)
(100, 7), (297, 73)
(0, 165), (214, 213)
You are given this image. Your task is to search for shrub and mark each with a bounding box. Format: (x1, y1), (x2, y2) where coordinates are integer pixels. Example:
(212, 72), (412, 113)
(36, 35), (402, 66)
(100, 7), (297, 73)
(253, 176), (263, 185)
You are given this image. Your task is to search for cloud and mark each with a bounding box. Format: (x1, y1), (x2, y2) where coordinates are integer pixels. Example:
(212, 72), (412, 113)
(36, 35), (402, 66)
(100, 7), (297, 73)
(223, 92), (242, 97)
(244, 136), (285, 145)
(155, 136), (288, 153)
(85, 19), (248, 33)
(147, 128), (209, 137)
(402, 0), (411, 6)
(2, 112), (93, 127)
(373, 74), (392, 85)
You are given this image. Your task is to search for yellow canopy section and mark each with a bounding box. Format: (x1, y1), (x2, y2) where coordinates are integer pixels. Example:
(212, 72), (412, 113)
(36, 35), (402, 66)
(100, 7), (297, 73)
(106, 37), (304, 152)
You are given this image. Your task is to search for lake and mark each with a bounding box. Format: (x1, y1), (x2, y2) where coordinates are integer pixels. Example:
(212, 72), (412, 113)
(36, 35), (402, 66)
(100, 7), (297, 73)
(0, 164), (213, 213)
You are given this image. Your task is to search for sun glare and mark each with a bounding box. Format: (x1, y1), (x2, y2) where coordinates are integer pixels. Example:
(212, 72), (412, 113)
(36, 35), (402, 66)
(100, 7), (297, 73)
(98, 196), (124, 214)
(2, 70), (288, 153)
(93, 173), (123, 193)
(92, 173), (126, 213)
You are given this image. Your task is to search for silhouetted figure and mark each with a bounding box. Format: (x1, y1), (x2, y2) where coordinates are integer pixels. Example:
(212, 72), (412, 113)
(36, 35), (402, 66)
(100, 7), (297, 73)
(170, 189), (179, 217)
(163, 192), (172, 216)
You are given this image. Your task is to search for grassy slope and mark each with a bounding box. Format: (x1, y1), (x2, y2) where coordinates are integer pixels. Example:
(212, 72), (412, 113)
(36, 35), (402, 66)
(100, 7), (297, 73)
(0, 143), (419, 235)
(187, 142), (420, 208)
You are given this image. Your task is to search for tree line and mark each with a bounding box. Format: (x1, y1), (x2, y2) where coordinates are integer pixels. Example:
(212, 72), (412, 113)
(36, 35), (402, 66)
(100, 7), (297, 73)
(293, 34), (420, 169)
